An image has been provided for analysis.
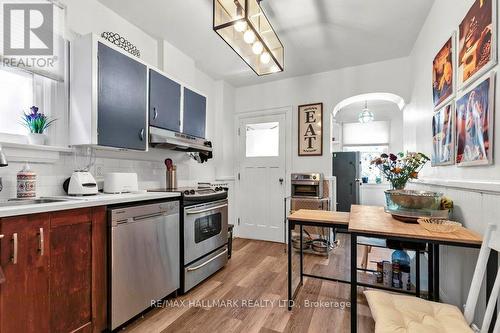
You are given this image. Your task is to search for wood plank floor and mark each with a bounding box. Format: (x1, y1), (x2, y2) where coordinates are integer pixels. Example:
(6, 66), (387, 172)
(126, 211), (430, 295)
(122, 234), (389, 333)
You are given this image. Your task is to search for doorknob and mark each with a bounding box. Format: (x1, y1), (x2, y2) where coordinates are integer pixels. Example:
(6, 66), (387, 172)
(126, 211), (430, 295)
(279, 178), (284, 185)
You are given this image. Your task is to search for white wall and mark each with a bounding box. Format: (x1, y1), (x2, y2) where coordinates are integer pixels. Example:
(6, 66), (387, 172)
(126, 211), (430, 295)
(235, 57), (412, 177)
(62, 0), (158, 65)
(405, 0), (499, 323)
(405, 0), (500, 184)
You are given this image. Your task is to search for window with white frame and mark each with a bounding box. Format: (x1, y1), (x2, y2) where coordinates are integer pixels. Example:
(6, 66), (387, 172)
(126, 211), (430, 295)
(342, 121), (391, 183)
(0, 1), (66, 144)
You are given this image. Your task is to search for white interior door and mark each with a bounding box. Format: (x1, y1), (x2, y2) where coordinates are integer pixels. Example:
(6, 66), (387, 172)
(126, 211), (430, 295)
(237, 114), (286, 243)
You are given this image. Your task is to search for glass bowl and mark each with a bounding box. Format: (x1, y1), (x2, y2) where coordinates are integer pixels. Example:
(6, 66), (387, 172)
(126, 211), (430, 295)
(385, 190), (443, 210)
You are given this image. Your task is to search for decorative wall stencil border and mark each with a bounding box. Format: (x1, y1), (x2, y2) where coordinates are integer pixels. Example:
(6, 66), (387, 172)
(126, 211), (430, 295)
(412, 179), (500, 195)
(101, 32), (141, 58)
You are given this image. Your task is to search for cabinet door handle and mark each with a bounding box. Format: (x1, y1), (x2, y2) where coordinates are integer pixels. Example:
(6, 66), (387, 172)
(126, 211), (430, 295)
(11, 233), (18, 264)
(0, 235), (4, 283)
(153, 107), (158, 120)
(37, 228), (44, 256)
(139, 128), (145, 141)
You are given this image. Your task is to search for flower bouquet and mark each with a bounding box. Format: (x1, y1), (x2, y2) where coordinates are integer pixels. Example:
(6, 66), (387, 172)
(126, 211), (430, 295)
(371, 152), (445, 214)
(21, 106), (56, 145)
(371, 152), (430, 190)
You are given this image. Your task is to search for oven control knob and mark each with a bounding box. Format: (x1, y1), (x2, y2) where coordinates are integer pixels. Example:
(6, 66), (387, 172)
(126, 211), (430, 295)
(313, 175), (317, 180)
(184, 190), (190, 196)
(216, 187), (222, 191)
(190, 189), (196, 195)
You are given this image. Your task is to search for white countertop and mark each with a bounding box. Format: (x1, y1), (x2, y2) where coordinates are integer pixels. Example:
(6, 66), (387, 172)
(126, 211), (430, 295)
(0, 191), (181, 218)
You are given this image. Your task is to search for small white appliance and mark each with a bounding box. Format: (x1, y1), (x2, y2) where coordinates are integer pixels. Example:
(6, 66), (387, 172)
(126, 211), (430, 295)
(67, 171), (98, 196)
(104, 173), (139, 194)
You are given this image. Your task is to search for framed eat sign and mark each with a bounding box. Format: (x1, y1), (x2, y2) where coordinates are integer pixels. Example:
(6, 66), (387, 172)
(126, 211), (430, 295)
(298, 103), (323, 156)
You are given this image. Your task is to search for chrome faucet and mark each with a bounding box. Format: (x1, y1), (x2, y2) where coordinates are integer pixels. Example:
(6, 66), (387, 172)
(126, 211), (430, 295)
(0, 144), (8, 192)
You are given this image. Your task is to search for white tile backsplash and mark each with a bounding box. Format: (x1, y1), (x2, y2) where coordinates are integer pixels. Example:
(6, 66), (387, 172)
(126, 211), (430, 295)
(0, 148), (216, 199)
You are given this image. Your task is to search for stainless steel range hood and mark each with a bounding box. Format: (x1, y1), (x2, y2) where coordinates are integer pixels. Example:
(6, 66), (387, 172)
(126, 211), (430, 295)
(149, 127), (212, 153)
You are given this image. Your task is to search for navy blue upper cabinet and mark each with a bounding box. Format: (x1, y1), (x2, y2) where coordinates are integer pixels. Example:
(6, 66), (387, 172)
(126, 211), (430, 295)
(182, 88), (207, 139)
(97, 42), (148, 150)
(149, 69), (181, 132)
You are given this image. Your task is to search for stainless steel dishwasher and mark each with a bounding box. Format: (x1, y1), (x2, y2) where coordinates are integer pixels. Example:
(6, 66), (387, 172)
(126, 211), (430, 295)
(109, 200), (180, 330)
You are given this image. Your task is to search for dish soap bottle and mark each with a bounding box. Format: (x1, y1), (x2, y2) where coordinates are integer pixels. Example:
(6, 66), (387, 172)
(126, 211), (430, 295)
(17, 163), (36, 198)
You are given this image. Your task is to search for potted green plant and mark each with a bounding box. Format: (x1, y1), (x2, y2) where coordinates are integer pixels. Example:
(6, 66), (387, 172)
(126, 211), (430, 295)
(21, 106), (56, 145)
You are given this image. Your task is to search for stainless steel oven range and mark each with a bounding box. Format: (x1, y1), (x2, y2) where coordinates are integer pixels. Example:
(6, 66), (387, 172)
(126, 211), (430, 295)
(181, 185), (228, 293)
(149, 184), (229, 293)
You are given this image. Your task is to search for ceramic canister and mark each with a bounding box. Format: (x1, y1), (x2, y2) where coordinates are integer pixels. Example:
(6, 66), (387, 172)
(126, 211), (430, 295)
(17, 163), (36, 198)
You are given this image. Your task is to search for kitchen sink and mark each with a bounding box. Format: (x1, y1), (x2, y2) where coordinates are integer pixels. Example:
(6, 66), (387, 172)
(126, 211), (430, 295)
(0, 198), (74, 208)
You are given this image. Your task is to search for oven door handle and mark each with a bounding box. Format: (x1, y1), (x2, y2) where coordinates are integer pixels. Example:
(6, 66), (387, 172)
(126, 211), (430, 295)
(187, 249), (228, 271)
(185, 204), (228, 215)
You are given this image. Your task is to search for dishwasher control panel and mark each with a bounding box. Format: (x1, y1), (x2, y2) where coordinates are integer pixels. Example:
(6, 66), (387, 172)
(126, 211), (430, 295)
(109, 200), (179, 226)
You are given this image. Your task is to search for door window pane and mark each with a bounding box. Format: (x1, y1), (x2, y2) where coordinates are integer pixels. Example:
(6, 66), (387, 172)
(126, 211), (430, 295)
(245, 122), (279, 157)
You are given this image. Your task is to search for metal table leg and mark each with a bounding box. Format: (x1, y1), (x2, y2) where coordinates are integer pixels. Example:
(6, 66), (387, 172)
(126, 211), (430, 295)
(287, 220), (293, 310)
(428, 243), (434, 301)
(300, 224), (304, 285)
(433, 244), (440, 301)
(415, 250), (420, 298)
(351, 233), (357, 333)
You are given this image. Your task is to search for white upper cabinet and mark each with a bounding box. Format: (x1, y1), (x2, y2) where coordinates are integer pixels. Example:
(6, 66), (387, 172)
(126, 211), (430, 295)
(70, 34), (149, 151)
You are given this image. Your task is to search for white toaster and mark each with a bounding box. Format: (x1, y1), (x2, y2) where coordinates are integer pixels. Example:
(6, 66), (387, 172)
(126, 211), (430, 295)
(103, 173), (139, 194)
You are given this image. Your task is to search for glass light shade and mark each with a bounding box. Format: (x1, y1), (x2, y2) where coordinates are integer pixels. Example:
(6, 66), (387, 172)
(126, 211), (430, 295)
(252, 41), (263, 54)
(358, 109), (375, 123)
(260, 52), (271, 64)
(243, 30), (256, 44)
(234, 20), (247, 32)
(213, 0), (284, 75)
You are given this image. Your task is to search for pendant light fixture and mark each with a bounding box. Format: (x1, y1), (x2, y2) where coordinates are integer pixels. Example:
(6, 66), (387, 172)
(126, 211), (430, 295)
(358, 101), (375, 123)
(213, 0), (284, 76)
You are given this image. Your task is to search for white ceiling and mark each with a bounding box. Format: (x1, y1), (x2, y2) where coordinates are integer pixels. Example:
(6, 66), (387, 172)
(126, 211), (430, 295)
(98, 0), (434, 87)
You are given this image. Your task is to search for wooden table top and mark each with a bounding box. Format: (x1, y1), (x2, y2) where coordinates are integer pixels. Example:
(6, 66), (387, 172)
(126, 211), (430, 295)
(287, 209), (350, 226)
(348, 205), (482, 246)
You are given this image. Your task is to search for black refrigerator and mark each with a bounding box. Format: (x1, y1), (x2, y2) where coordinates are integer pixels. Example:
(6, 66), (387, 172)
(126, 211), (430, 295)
(332, 152), (361, 212)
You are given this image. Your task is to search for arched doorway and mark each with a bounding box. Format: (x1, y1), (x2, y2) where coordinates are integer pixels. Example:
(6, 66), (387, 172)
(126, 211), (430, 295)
(331, 93), (405, 206)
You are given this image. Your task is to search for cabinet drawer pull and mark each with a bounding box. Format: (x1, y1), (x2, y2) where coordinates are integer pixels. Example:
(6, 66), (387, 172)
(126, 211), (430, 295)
(139, 128), (145, 141)
(0, 235), (4, 283)
(153, 107), (158, 120)
(37, 228), (44, 256)
(11, 233), (18, 264)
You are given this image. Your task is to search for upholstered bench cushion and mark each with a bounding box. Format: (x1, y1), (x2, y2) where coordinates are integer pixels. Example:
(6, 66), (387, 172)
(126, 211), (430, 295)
(364, 290), (473, 333)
